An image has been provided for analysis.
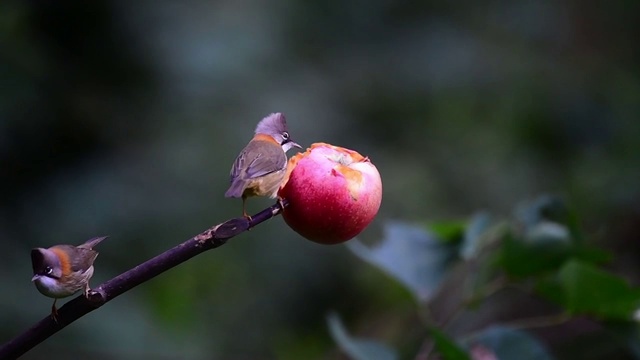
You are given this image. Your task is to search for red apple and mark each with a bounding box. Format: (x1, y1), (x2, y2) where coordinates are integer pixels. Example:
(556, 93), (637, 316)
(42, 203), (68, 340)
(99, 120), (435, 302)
(278, 142), (382, 244)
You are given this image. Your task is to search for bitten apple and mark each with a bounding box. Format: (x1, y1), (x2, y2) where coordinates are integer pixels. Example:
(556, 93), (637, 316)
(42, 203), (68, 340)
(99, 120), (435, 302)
(278, 143), (382, 244)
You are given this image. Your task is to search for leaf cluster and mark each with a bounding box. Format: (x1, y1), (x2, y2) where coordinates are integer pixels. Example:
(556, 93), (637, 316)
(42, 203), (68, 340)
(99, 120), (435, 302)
(329, 195), (640, 359)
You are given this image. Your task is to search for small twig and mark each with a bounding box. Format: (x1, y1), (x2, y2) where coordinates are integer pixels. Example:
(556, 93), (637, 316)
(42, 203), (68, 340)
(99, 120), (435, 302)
(491, 312), (571, 331)
(0, 200), (287, 360)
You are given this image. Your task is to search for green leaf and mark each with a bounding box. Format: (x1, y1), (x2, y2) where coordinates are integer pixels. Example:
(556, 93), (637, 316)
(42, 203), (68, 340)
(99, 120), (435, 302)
(429, 327), (470, 360)
(326, 312), (398, 360)
(557, 260), (640, 320)
(497, 197), (583, 278)
(429, 220), (465, 244)
(347, 221), (458, 302)
(463, 326), (553, 360)
(497, 233), (571, 278)
(498, 224), (610, 278)
(571, 245), (612, 265)
(534, 277), (565, 306)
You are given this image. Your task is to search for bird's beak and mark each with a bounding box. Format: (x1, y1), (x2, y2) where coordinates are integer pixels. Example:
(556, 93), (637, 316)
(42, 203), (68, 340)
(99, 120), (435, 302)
(291, 141), (302, 149)
(31, 274), (40, 282)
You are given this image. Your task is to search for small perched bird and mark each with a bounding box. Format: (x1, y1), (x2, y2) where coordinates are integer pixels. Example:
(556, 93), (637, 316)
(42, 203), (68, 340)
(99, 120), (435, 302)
(31, 236), (107, 321)
(225, 113), (301, 218)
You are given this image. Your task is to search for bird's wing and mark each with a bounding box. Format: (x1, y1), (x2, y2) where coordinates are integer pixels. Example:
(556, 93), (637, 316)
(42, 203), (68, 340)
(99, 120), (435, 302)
(229, 149), (246, 182)
(244, 141), (287, 179)
(52, 245), (99, 273)
(230, 140), (287, 181)
(72, 247), (99, 272)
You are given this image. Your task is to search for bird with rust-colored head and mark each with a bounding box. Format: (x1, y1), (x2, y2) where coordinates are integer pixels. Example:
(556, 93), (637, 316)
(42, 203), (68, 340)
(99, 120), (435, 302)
(31, 236), (107, 321)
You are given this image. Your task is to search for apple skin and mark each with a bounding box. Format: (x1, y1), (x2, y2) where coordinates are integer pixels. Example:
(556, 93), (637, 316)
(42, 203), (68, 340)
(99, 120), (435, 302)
(278, 143), (382, 245)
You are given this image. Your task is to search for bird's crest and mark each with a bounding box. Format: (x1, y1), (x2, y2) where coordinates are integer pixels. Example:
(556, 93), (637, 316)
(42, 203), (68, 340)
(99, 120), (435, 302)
(255, 113), (288, 136)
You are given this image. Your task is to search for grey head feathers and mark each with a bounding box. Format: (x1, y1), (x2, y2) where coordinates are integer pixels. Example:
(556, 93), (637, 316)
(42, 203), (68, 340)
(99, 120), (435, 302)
(255, 113), (288, 138)
(254, 113), (302, 151)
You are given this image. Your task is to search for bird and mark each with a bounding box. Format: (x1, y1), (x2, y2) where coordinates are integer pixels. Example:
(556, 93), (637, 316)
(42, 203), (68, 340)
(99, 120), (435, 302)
(225, 113), (302, 218)
(31, 236), (107, 321)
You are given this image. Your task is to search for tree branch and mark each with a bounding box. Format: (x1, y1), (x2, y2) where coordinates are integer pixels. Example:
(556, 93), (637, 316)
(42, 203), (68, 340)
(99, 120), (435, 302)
(0, 200), (287, 360)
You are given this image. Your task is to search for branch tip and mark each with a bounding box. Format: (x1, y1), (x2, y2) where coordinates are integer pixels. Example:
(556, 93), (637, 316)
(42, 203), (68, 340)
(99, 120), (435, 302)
(87, 289), (106, 306)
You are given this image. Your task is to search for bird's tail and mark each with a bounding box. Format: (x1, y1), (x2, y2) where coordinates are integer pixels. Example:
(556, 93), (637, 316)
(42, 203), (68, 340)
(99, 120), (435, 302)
(79, 236), (108, 250)
(225, 180), (246, 198)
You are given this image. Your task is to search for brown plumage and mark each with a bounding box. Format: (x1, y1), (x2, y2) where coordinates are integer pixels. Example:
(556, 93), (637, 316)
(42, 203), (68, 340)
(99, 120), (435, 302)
(225, 113), (301, 217)
(31, 236), (107, 320)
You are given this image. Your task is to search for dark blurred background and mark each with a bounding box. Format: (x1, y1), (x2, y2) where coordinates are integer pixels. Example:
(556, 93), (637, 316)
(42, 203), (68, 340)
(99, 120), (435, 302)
(1, 0), (639, 359)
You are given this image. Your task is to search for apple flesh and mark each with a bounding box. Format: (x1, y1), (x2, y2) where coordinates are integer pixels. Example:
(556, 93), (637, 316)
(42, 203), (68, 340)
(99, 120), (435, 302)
(278, 143), (382, 245)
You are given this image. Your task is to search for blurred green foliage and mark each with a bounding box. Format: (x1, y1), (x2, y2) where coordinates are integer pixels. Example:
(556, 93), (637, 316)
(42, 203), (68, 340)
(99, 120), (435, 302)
(333, 196), (640, 359)
(1, 0), (639, 359)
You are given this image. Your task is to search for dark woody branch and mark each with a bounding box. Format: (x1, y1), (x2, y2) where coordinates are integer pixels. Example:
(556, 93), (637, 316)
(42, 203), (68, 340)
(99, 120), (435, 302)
(0, 200), (288, 360)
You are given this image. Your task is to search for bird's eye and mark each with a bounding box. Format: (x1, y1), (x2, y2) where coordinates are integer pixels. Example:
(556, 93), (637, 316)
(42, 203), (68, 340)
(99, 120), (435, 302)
(45, 266), (53, 275)
(282, 131), (290, 140)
